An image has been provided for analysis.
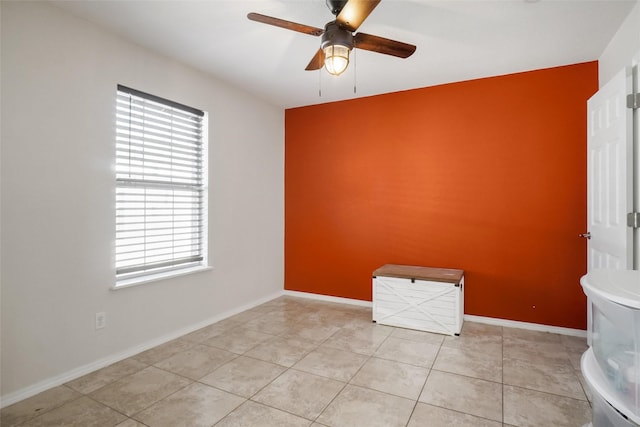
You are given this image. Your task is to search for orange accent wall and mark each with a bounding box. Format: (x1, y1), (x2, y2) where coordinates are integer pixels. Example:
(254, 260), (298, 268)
(285, 61), (598, 330)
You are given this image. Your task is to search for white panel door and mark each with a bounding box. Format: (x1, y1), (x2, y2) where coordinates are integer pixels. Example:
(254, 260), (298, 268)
(586, 67), (633, 271)
(633, 53), (640, 269)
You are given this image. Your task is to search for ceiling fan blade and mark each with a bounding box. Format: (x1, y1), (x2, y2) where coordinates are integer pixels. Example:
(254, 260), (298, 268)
(305, 48), (326, 71)
(336, 0), (381, 32)
(354, 32), (416, 58)
(247, 13), (324, 37)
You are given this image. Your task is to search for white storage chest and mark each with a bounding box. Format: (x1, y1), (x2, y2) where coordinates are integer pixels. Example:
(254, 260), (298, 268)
(372, 264), (464, 336)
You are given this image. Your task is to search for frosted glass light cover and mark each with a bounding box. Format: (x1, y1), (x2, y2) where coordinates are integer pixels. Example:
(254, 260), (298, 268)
(323, 44), (350, 76)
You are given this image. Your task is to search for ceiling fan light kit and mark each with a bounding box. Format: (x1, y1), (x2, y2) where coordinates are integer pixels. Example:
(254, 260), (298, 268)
(322, 22), (353, 76)
(248, 0), (415, 77)
(323, 44), (350, 76)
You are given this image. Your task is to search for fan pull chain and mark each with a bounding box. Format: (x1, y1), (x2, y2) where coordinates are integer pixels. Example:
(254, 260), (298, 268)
(353, 46), (357, 94)
(318, 67), (322, 97)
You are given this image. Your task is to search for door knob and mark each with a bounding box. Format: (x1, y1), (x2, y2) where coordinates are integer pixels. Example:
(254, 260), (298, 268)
(579, 232), (591, 239)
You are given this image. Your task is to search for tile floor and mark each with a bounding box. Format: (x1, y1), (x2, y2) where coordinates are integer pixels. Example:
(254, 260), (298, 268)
(1, 296), (593, 427)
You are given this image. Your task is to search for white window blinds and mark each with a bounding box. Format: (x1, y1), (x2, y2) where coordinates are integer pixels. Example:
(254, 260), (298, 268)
(115, 85), (206, 280)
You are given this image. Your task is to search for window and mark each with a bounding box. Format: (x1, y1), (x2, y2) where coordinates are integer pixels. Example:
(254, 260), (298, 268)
(115, 85), (207, 284)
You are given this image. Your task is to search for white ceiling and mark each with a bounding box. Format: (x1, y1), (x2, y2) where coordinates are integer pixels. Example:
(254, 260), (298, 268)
(52, 0), (636, 109)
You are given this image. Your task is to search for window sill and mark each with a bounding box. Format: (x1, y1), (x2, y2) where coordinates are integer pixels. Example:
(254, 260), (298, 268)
(112, 266), (213, 290)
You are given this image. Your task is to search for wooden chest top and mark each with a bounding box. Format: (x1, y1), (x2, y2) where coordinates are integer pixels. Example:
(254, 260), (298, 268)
(373, 264), (464, 284)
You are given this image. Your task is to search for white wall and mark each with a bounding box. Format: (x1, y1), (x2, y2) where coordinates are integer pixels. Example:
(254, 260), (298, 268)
(599, 0), (640, 85)
(0, 1), (284, 403)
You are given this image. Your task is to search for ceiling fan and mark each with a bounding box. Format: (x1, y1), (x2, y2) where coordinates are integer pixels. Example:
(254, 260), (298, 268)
(248, 0), (416, 76)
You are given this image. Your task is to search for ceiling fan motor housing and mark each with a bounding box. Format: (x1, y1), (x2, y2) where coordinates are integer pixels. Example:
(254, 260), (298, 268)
(326, 0), (348, 15)
(321, 21), (354, 50)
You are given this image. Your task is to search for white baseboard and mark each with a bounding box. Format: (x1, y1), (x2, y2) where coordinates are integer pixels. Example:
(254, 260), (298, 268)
(463, 314), (587, 338)
(0, 291), (282, 409)
(282, 290), (372, 307)
(282, 290), (587, 338)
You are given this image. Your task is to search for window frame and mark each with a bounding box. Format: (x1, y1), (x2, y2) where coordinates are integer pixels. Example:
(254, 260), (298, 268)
(114, 85), (209, 288)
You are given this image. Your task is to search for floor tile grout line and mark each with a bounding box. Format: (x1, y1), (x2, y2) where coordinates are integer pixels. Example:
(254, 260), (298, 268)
(427, 367), (504, 387)
(403, 338), (442, 427)
(81, 393), (133, 424)
(73, 358), (154, 396)
(192, 314), (333, 418)
(118, 366), (198, 420)
(5, 387), (86, 427)
(309, 375), (350, 425)
(126, 376), (246, 426)
(225, 321), (345, 425)
(416, 402), (507, 426)
(504, 383), (594, 404)
(241, 315), (403, 424)
(501, 381), (591, 402)
(131, 315), (307, 425)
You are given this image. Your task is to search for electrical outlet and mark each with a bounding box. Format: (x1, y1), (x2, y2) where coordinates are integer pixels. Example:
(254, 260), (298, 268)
(95, 312), (106, 330)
